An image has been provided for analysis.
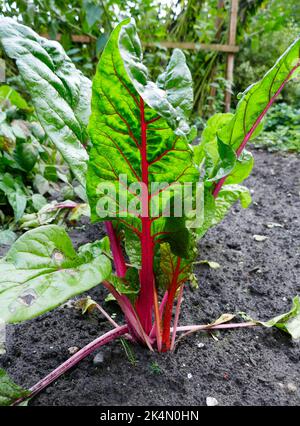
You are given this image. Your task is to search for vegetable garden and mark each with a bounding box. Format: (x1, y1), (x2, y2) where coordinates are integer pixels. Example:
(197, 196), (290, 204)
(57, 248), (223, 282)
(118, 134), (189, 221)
(0, 0), (299, 407)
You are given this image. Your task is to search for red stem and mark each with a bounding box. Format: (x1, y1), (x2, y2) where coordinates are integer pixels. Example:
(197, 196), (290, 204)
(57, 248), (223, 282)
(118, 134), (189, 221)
(102, 280), (153, 350)
(161, 258), (181, 351)
(13, 325), (128, 406)
(213, 62), (300, 198)
(135, 98), (154, 334)
(105, 222), (127, 278)
(149, 290), (169, 339)
(170, 284), (184, 351)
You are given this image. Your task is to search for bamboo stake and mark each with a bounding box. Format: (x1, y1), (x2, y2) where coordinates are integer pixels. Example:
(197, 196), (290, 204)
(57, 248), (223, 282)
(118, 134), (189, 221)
(224, 0), (239, 112)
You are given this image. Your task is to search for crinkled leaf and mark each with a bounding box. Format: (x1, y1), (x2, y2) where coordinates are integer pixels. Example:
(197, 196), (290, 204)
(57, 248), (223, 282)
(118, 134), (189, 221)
(197, 184), (251, 238)
(155, 242), (196, 290)
(194, 113), (233, 166)
(0, 18), (90, 186)
(0, 225), (111, 323)
(197, 260), (220, 269)
(87, 18), (198, 258)
(225, 149), (254, 185)
(110, 267), (140, 299)
(196, 113), (253, 186)
(75, 296), (98, 314)
(0, 368), (30, 406)
(205, 136), (236, 183)
(209, 313), (235, 326)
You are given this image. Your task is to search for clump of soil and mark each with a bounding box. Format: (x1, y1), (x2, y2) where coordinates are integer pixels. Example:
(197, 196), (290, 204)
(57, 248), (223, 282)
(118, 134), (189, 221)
(0, 150), (300, 406)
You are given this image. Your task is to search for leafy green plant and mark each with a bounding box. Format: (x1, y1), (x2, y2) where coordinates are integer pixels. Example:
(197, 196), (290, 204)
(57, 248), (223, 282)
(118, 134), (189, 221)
(0, 81), (87, 236)
(0, 17), (299, 405)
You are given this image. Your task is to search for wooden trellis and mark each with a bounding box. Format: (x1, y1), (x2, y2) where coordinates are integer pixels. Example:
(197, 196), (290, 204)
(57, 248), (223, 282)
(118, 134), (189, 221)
(145, 0), (239, 111)
(41, 1), (239, 111)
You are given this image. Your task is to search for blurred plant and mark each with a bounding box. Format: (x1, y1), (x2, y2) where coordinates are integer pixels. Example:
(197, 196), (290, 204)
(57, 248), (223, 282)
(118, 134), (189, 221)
(0, 0), (277, 117)
(252, 102), (300, 153)
(235, 0), (300, 105)
(0, 83), (81, 227)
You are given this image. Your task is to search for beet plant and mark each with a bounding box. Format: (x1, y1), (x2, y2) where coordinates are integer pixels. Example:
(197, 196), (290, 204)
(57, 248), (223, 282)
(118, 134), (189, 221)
(0, 17), (299, 405)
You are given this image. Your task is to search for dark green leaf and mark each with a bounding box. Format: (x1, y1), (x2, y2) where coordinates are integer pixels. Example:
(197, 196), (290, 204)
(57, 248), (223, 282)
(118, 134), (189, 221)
(0, 18), (91, 186)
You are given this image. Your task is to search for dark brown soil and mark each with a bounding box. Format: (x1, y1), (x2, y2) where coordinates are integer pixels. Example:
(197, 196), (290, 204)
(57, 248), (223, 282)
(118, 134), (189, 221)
(1, 149), (300, 406)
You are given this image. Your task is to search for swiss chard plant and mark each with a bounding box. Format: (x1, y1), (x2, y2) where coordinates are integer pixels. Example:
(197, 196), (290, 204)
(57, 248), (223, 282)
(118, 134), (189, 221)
(0, 17), (299, 405)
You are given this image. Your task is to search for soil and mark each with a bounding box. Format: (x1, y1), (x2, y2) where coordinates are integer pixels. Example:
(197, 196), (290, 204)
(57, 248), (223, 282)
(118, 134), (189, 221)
(0, 149), (300, 406)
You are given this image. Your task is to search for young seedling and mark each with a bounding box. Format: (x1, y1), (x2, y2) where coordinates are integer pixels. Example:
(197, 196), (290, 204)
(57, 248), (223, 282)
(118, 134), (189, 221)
(0, 17), (299, 405)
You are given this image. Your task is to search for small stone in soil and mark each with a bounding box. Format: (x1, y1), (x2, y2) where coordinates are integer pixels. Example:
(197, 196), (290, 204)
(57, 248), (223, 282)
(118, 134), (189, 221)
(206, 397), (219, 406)
(93, 352), (105, 366)
(68, 346), (79, 355)
(287, 383), (297, 393)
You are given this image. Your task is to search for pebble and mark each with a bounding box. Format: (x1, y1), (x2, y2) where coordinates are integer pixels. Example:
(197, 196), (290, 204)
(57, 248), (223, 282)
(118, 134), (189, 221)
(93, 352), (105, 366)
(197, 342), (205, 348)
(287, 382), (297, 393)
(68, 346), (79, 355)
(206, 397), (219, 406)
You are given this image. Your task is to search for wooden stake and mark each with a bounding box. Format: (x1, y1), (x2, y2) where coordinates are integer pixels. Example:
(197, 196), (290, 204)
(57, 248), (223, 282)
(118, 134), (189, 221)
(225, 0), (239, 112)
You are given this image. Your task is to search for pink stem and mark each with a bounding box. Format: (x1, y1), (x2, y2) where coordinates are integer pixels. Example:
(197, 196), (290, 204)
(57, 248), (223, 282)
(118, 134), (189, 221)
(173, 321), (256, 333)
(213, 62), (300, 198)
(170, 284), (184, 351)
(102, 280), (154, 351)
(105, 222), (127, 278)
(13, 325), (128, 406)
(173, 321), (257, 346)
(135, 97), (154, 335)
(149, 290), (169, 339)
(49, 201), (78, 210)
(94, 302), (120, 328)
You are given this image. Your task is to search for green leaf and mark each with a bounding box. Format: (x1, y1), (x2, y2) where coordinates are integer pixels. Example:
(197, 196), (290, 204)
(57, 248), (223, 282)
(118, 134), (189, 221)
(0, 369), (30, 406)
(0, 225), (111, 323)
(110, 268), (140, 299)
(14, 140), (40, 172)
(85, 1), (102, 29)
(0, 230), (17, 246)
(244, 296), (300, 340)
(197, 184), (251, 239)
(0, 85), (31, 111)
(263, 296), (300, 338)
(31, 193), (47, 211)
(194, 113), (233, 166)
(0, 18), (90, 186)
(86, 18), (198, 258)
(33, 174), (49, 195)
(225, 149), (254, 185)
(0, 173), (27, 221)
(206, 136), (236, 183)
(155, 242), (195, 290)
(219, 37), (300, 152)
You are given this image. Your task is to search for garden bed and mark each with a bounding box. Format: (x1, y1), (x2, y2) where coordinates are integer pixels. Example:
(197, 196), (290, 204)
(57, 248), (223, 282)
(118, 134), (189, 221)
(1, 149), (299, 406)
